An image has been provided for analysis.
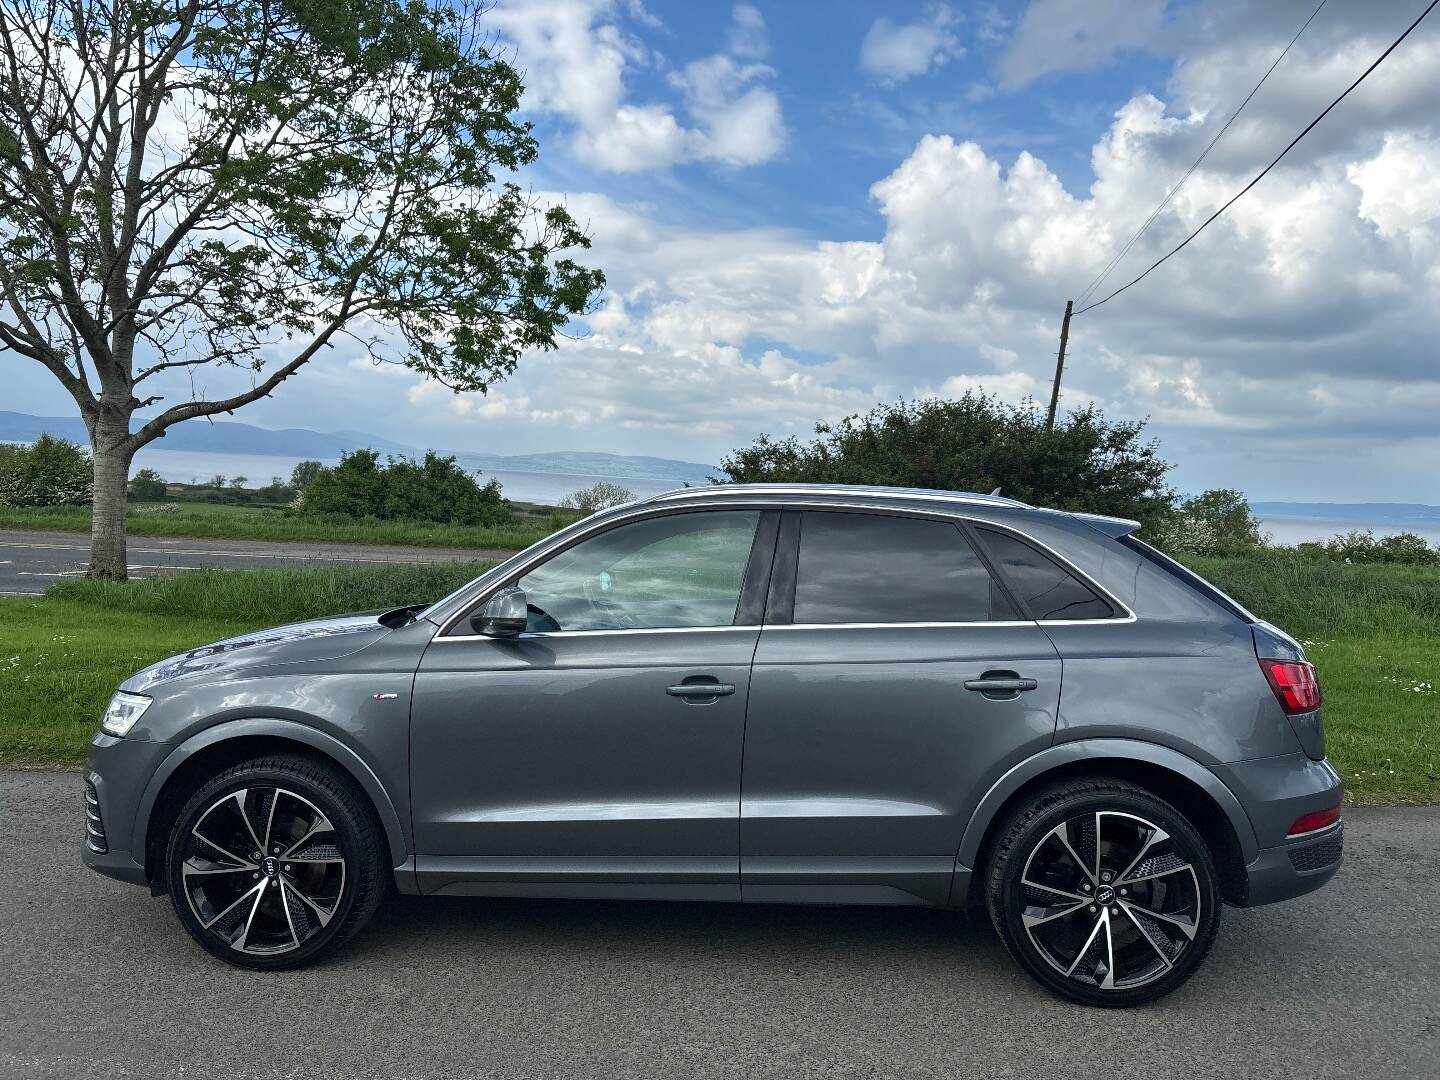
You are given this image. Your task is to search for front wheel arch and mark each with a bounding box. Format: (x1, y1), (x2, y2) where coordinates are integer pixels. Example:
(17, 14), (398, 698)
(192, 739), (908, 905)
(140, 723), (406, 887)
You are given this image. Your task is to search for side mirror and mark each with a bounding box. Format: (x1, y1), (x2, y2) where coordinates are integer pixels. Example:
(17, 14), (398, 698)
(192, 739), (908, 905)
(470, 586), (528, 637)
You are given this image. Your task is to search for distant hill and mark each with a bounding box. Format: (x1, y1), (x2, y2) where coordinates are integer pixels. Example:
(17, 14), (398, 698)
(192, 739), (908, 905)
(0, 410), (715, 484)
(1252, 502), (1440, 525)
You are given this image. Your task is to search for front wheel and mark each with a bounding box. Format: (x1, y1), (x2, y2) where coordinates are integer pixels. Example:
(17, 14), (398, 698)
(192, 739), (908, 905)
(165, 754), (386, 970)
(985, 778), (1222, 1007)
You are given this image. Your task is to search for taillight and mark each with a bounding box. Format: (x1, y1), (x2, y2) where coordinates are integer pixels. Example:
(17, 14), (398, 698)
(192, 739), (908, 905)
(1261, 659), (1321, 714)
(1288, 807), (1340, 835)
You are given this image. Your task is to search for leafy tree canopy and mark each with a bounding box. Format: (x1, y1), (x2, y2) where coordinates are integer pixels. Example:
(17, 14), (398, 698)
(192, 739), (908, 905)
(718, 393), (1176, 529)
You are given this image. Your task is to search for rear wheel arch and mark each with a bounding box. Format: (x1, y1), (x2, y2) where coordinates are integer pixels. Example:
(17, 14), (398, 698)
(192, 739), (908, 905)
(960, 741), (1255, 907)
(139, 723), (406, 888)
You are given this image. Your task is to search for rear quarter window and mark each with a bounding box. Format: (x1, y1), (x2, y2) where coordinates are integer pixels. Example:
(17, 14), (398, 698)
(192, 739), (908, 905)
(976, 527), (1116, 621)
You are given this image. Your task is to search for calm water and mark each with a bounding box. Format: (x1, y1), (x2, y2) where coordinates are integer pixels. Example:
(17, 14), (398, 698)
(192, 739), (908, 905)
(1258, 516), (1440, 546)
(131, 448), (687, 505)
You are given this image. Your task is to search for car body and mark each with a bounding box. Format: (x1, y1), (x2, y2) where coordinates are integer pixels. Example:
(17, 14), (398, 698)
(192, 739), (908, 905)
(83, 484), (1343, 1003)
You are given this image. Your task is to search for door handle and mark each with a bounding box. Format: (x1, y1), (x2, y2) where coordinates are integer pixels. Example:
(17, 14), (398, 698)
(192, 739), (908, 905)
(963, 672), (1039, 699)
(666, 681), (736, 700)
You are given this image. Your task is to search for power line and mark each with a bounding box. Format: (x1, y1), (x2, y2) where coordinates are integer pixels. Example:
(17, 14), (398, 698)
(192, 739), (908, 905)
(1074, 0), (1440, 318)
(1074, 0), (1329, 309)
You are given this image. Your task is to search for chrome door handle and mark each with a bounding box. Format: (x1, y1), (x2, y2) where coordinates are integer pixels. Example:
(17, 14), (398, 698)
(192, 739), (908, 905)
(666, 682), (736, 699)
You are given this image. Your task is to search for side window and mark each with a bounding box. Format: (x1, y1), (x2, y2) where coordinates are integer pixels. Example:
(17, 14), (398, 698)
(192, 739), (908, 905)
(976, 527), (1115, 621)
(792, 512), (1012, 624)
(514, 511), (760, 632)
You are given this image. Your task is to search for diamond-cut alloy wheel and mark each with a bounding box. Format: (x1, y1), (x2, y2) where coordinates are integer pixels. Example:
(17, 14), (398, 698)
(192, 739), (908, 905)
(986, 779), (1221, 1007)
(181, 787), (347, 955)
(1020, 810), (1202, 991)
(166, 755), (385, 970)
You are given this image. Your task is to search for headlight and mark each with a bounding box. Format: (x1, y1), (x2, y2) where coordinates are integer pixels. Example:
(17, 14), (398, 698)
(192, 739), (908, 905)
(100, 692), (152, 737)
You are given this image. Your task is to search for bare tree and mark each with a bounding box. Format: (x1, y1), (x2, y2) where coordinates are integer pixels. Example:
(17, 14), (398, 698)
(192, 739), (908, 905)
(0, 0), (603, 576)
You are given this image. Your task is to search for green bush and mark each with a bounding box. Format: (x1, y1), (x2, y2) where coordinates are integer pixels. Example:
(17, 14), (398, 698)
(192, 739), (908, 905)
(718, 393), (1175, 531)
(0, 434), (93, 507)
(301, 448), (511, 527)
(129, 467), (169, 501)
(1146, 488), (1266, 557)
(560, 481), (635, 513)
(1321, 529), (1438, 566)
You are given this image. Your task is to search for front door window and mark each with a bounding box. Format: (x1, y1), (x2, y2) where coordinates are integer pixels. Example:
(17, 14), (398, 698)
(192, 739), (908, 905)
(517, 510), (761, 632)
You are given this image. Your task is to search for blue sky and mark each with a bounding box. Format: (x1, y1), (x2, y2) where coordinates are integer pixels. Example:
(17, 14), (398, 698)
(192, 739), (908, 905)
(9, 0), (1440, 502)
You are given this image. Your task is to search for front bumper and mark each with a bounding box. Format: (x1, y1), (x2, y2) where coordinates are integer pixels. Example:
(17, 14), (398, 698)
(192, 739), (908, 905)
(81, 731), (174, 888)
(1212, 753), (1345, 907)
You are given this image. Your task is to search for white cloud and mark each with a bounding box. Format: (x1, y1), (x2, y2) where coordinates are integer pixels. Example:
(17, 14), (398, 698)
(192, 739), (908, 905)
(1000, 0), (1165, 87)
(860, 5), (964, 83)
(492, 0), (784, 172)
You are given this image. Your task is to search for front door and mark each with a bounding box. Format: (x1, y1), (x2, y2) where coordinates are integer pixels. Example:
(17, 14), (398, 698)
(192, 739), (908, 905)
(410, 508), (775, 901)
(740, 509), (1063, 906)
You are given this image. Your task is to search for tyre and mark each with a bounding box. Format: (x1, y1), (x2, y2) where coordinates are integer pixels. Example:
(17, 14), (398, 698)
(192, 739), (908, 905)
(985, 777), (1222, 1007)
(164, 754), (386, 970)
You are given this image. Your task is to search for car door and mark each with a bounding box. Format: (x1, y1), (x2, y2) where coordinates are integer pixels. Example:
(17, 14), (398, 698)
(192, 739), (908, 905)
(740, 508), (1063, 907)
(410, 507), (778, 901)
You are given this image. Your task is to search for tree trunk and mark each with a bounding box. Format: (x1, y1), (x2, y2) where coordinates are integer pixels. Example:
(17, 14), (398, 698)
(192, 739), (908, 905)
(88, 423), (134, 579)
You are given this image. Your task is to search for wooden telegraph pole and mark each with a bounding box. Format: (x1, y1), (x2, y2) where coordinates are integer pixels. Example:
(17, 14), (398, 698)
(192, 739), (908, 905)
(1045, 299), (1074, 431)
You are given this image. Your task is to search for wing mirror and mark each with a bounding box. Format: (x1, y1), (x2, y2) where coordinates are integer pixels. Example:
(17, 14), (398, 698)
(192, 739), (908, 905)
(470, 586), (528, 637)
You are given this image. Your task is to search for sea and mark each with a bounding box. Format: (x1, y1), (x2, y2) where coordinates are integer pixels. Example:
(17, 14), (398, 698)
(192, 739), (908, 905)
(131, 448), (689, 505)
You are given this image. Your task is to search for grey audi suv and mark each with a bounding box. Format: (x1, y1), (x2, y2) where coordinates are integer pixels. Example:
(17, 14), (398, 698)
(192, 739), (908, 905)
(82, 484), (1342, 1006)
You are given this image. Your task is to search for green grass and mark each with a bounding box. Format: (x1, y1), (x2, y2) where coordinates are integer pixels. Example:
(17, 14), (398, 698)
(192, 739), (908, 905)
(0, 501), (557, 551)
(0, 552), (1435, 803)
(0, 599), (255, 764)
(0, 563), (491, 766)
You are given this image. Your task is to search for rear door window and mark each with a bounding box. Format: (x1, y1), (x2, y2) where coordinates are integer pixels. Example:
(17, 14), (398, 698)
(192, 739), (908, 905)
(976, 527), (1115, 621)
(792, 511), (1015, 624)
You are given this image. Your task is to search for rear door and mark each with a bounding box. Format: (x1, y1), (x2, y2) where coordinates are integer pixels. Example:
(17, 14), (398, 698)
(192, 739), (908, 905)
(740, 509), (1062, 906)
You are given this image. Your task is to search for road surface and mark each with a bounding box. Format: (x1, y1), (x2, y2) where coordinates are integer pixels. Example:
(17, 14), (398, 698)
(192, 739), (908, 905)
(1, 769), (1436, 1079)
(0, 528), (512, 594)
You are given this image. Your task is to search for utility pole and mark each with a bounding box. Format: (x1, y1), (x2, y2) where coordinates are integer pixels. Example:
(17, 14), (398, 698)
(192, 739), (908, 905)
(1045, 299), (1074, 431)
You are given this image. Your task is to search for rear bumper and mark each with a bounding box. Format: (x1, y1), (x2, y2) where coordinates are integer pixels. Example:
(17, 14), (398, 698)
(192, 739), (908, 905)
(1211, 752), (1344, 907)
(1238, 822), (1343, 906)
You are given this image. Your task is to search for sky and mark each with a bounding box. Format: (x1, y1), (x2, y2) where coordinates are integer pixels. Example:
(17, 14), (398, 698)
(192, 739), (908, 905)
(9, 0), (1440, 502)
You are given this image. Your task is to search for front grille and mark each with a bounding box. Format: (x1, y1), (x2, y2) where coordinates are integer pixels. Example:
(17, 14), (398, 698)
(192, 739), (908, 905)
(84, 779), (108, 854)
(1288, 824), (1342, 873)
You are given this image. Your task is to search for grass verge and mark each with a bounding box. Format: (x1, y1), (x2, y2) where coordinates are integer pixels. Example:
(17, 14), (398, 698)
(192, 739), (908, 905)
(0, 563), (490, 766)
(0, 501), (556, 551)
(0, 554), (1435, 802)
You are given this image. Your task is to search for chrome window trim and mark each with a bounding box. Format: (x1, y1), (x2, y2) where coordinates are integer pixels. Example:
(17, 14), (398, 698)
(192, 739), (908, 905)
(433, 625), (761, 642)
(433, 612), (1139, 642)
(431, 498), (1136, 637)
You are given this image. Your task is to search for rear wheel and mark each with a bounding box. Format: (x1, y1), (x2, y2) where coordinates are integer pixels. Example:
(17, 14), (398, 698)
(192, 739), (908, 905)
(165, 754), (386, 970)
(985, 778), (1222, 1007)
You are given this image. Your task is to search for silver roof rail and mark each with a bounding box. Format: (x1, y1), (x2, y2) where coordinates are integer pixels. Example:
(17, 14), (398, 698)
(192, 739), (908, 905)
(643, 483), (1030, 508)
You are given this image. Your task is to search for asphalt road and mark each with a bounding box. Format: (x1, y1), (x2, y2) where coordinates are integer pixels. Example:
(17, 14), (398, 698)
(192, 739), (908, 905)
(1, 769), (1436, 1080)
(0, 528), (511, 594)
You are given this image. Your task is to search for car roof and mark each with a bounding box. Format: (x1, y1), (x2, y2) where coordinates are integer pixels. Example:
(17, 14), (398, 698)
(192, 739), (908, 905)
(636, 483), (1140, 536)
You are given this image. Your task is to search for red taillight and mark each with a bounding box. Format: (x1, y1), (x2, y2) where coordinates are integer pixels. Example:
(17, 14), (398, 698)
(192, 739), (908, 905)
(1261, 659), (1322, 714)
(1288, 807), (1341, 835)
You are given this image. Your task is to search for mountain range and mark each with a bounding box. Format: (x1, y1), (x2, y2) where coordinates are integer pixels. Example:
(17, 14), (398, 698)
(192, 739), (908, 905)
(0, 410), (717, 484)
